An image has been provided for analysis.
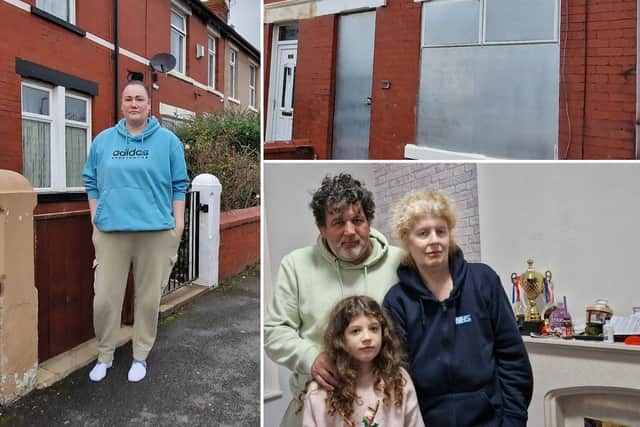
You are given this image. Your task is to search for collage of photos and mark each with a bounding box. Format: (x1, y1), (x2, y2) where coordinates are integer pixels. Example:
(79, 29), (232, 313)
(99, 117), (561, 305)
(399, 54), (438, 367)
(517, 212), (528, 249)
(0, 0), (639, 427)
(262, 1), (640, 427)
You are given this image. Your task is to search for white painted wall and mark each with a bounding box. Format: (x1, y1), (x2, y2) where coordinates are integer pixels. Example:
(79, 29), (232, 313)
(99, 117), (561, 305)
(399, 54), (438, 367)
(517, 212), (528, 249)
(263, 163), (374, 427)
(478, 163), (640, 321)
(478, 163), (640, 426)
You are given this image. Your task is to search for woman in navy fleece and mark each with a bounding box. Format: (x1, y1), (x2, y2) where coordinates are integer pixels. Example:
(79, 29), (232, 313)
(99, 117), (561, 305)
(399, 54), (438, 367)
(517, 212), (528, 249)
(383, 192), (533, 427)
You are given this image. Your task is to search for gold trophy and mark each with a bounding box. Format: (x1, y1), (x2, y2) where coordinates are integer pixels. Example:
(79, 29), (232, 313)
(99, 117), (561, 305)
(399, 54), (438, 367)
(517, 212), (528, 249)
(512, 259), (547, 334)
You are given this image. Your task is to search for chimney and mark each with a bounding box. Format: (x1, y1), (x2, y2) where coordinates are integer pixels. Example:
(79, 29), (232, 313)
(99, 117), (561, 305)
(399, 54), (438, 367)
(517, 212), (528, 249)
(202, 0), (229, 23)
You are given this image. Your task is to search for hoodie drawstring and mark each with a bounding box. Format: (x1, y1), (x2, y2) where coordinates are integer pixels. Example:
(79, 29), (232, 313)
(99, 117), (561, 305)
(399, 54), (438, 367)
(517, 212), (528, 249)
(363, 265), (369, 295)
(334, 259), (345, 298)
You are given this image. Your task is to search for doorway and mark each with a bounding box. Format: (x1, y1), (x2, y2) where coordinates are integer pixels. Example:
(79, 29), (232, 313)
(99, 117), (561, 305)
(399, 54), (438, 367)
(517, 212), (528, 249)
(332, 11), (376, 159)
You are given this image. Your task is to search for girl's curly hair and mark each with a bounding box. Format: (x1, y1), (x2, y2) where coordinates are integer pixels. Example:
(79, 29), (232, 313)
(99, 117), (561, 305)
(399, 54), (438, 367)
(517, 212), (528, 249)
(322, 296), (406, 424)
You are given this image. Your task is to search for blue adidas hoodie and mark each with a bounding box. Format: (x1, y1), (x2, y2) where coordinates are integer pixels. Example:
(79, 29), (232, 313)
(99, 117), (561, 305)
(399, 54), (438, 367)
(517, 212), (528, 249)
(82, 116), (189, 232)
(383, 249), (533, 427)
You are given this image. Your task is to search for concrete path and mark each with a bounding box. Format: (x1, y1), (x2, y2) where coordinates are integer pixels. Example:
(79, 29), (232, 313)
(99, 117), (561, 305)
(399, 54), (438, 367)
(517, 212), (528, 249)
(0, 270), (259, 427)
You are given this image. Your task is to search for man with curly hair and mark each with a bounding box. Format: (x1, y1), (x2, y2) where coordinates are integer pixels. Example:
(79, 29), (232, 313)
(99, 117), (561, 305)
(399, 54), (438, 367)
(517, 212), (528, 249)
(264, 173), (405, 427)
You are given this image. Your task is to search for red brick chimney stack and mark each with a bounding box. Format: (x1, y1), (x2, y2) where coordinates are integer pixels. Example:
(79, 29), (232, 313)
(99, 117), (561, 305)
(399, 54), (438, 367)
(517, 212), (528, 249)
(202, 0), (229, 23)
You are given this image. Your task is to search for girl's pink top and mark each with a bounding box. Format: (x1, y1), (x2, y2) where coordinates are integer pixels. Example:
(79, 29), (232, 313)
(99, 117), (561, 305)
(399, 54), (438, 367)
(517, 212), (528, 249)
(302, 368), (425, 427)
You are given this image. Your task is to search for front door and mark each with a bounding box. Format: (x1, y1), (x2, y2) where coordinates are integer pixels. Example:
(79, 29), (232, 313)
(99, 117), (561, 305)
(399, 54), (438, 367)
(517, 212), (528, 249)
(267, 25), (298, 141)
(332, 11), (376, 159)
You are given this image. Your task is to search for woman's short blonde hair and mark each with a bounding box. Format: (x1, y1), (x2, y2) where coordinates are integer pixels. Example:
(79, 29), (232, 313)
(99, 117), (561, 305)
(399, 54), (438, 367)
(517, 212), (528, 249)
(391, 191), (458, 264)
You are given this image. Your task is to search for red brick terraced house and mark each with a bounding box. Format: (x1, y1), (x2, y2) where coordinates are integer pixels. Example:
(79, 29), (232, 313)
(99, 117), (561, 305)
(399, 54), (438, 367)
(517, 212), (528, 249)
(0, 0), (260, 363)
(263, 0), (638, 160)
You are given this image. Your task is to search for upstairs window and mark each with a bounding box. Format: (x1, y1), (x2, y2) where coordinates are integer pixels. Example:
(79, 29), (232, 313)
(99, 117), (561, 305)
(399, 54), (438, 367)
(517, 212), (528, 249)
(36, 0), (75, 23)
(208, 35), (217, 88)
(249, 64), (257, 109)
(229, 49), (238, 100)
(171, 9), (187, 74)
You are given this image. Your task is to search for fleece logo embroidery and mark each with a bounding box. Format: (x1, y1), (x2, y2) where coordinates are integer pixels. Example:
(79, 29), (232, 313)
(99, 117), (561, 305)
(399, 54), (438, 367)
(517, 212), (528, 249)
(455, 314), (472, 325)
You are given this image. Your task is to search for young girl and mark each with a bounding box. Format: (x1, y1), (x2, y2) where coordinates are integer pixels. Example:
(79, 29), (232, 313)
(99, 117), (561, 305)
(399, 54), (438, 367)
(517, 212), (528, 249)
(302, 296), (424, 427)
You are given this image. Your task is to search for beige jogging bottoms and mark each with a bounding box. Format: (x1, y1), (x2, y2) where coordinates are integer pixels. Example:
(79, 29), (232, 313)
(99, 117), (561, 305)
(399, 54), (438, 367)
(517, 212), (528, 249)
(92, 228), (180, 362)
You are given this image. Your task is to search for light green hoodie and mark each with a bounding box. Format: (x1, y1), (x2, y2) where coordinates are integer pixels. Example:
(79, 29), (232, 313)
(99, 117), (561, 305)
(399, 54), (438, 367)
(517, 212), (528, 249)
(264, 228), (404, 426)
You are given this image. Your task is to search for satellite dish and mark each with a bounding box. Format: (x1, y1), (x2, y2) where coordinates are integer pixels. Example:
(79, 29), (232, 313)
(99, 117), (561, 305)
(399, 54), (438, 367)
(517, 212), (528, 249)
(149, 53), (176, 73)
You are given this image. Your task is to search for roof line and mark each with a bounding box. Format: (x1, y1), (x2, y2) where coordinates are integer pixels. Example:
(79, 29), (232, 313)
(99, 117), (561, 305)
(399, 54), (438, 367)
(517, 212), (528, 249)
(185, 0), (260, 62)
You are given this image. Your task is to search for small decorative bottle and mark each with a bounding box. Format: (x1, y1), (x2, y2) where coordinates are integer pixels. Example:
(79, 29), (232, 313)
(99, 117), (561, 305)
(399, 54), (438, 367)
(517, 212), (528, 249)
(514, 299), (526, 328)
(562, 316), (574, 339)
(603, 319), (614, 343)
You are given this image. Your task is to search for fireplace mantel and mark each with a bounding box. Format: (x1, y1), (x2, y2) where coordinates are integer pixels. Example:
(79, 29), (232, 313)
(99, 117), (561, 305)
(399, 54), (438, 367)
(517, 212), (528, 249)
(523, 337), (640, 427)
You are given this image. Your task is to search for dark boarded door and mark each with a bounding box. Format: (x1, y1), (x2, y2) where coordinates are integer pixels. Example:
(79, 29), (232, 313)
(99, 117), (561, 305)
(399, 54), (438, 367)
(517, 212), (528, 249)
(34, 210), (134, 362)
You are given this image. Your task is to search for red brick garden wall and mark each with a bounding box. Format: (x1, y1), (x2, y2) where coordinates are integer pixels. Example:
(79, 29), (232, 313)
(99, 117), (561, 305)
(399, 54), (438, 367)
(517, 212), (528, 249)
(219, 206), (259, 281)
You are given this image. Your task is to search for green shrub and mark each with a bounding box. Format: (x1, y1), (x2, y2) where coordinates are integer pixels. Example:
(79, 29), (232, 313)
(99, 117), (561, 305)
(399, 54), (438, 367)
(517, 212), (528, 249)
(175, 111), (260, 211)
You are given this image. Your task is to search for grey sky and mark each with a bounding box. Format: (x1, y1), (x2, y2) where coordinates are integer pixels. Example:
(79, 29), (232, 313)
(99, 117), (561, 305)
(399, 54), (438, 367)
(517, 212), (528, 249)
(228, 0), (260, 51)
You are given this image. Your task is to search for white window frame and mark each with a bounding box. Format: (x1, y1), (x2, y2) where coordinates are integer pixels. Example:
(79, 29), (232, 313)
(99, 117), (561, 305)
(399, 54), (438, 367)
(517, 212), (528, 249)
(171, 8), (187, 75)
(36, 0), (76, 24)
(21, 80), (91, 192)
(229, 48), (238, 101)
(208, 35), (217, 89)
(249, 64), (257, 109)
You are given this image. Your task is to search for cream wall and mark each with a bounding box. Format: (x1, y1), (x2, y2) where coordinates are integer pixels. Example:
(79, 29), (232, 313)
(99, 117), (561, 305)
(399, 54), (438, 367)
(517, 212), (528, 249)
(477, 163), (640, 321)
(476, 163), (640, 427)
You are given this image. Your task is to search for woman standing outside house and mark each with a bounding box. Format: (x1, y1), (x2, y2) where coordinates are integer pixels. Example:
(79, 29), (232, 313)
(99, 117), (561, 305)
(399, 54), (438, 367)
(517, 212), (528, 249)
(383, 192), (533, 427)
(82, 80), (189, 383)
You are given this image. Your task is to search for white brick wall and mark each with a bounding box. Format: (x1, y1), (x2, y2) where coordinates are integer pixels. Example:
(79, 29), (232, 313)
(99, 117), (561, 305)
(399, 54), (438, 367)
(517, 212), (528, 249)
(370, 163), (480, 262)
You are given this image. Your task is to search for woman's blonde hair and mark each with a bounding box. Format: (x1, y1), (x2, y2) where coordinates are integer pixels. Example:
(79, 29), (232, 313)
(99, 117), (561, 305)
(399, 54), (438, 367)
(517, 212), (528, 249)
(391, 191), (458, 267)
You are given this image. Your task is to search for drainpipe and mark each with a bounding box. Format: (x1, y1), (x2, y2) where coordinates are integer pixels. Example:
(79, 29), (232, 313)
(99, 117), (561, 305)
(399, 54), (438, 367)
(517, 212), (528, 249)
(114, 0), (119, 125)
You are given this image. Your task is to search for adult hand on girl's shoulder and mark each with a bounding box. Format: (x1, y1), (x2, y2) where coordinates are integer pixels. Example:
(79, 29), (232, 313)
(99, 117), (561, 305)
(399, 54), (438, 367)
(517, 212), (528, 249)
(311, 352), (338, 391)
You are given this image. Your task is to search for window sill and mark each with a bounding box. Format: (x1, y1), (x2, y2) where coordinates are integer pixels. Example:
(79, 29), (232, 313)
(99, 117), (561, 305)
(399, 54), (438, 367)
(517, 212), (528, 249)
(248, 106), (258, 113)
(227, 97), (241, 105)
(31, 6), (86, 37)
(207, 85), (225, 98)
(167, 71), (225, 98)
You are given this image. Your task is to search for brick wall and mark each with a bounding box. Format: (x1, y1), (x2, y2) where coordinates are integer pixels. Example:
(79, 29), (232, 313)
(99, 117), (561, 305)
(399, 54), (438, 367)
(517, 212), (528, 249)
(291, 15), (337, 159)
(202, 0), (228, 23)
(0, 2), (115, 173)
(371, 164), (480, 262)
(0, 0), (239, 178)
(219, 206), (260, 281)
(369, 0), (421, 159)
(558, 0), (637, 159)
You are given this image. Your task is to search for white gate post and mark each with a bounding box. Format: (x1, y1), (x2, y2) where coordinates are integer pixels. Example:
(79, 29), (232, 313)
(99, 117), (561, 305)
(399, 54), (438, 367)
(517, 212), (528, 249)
(191, 174), (221, 287)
